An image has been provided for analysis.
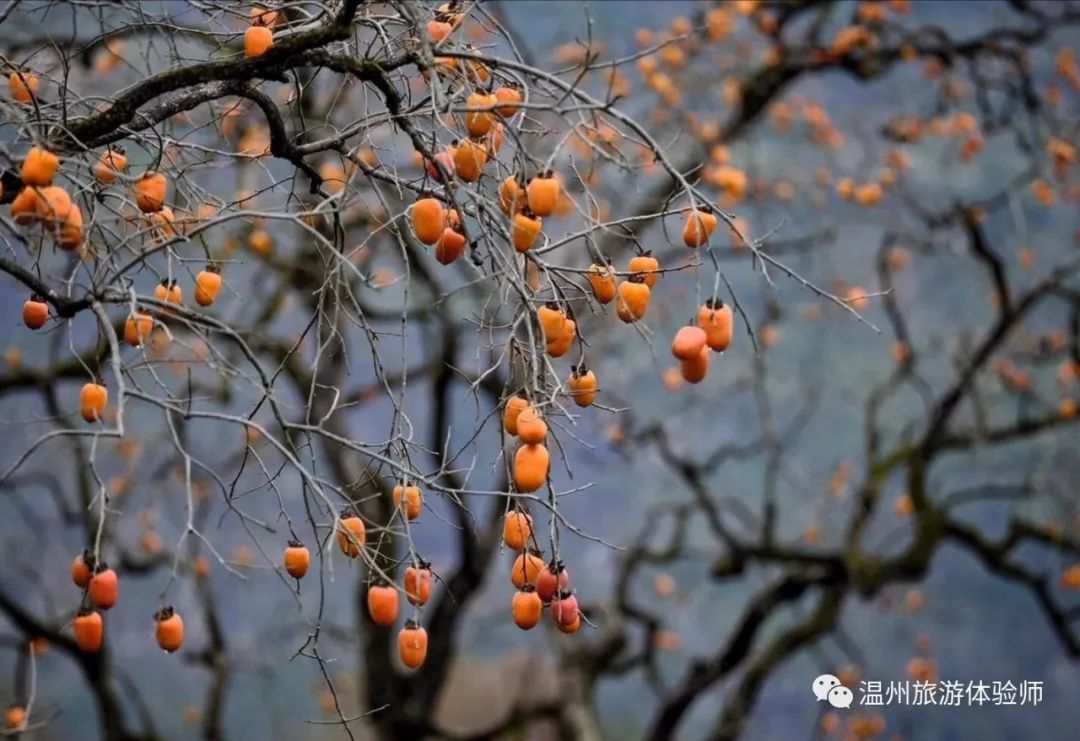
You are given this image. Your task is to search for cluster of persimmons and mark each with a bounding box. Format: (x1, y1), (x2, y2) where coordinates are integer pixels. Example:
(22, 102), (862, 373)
(5, 0), (746, 682)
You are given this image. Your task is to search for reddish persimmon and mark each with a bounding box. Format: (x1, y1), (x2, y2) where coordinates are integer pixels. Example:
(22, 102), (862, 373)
(244, 24), (274, 58)
(616, 276), (651, 323)
(405, 563), (433, 606)
(23, 295), (47, 330)
(551, 590), (579, 626)
(680, 345), (709, 384)
(398, 621), (428, 669)
(73, 609), (103, 652)
(512, 210), (542, 252)
(512, 586), (543, 630)
(567, 366), (597, 407)
(368, 582), (400, 627)
(94, 147), (128, 184)
(71, 551), (94, 588)
(683, 207), (718, 248)
(195, 266), (222, 307)
(503, 395), (528, 435)
(586, 264), (617, 304)
(154, 606), (184, 653)
(21, 146), (59, 187)
(526, 173), (559, 217)
(513, 443), (549, 492)
(536, 560), (570, 603)
(464, 92), (498, 137)
(11, 187), (40, 225)
(411, 197), (446, 245)
(503, 510), (532, 550)
(80, 382), (108, 423)
(434, 226), (467, 264)
(393, 484), (423, 520)
(89, 565), (118, 610)
(9, 71), (39, 104)
(515, 405), (547, 445)
(671, 325), (707, 360)
(510, 548), (544, 588)
(698, 300), (733, 352)
(628, 253), (660, 288)
(284, 540), (310, 579)
(337, 513), (366, 557)
(494, 86), (523, 117)
(124, 312), (153, 347)
(134, 171), (167, 213)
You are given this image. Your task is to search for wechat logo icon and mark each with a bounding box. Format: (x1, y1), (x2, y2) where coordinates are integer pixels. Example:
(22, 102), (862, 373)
(812, 674), (853, 709)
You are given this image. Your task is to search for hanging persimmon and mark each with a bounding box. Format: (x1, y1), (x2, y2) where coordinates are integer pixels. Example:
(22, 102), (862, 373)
(80, 381), (108, 423)
(89, 564), (118, 610)
(546, 318), (575, 358)
(536, 560), (571, 603)
(8, 70), (38, 104)
(4, 706), (25, 731)
(503, 510), (532, 550)
(510, 548), (544, 588)
(244, 24), (274, 58)
(526, 172), (559, 217)
(405, 561), (433, 606)
(368, 581), (400, 626)
(586, 263), (617, 304)
(154, 606), (184, 653)
(427, 18), (453, 42)
(411, 197), (446, 245)
(451, 138), (487, 182)
(499, 174), (523, 215)
(21, 146), (59, 187)
(514, 443), (549, 492)
(464, 92), (498, 137)
(73, 609), (103, 652)
(248, 228), (272, 256)
(35, 185), (72, 226)
(616, 275), (651, 323)
(124, 312), (153, 347)
(556, 613), (581, 634)
(697, 299), (733, 351)
(512, 586), (543, 630)
(512, 209), (542, 252)
(671, 325), (707, 360)
(628, 253), (659, 287)
(504, 395), (528, 435)
(284, 540), (310, 579)
(424, 150), (456, 182)
(516, 405), (547, 444)
(23, 294), (47, 330)
(55, 204), (84, 250)
(680, 346), (709, 384)
(10, 187), (40, 225)
(393, 484), (423, 520)
(551, 590), (579, 626)
(398, 621), (428, 669)
(494, 85), (523, 117)
(537, 303), (567, 342)
(154, 280), (183, 305)
(434, 225), (467, 265)
(249, 4), (278, 26)
(682, 206), (718, 248)
(94, 147), (128, 184)
(71, 550), (94, 588)
(567, 366), (597, 407)
(336, 512), (366, 557)
(195, 266), (222, 306)
(134, 171), (167, 213)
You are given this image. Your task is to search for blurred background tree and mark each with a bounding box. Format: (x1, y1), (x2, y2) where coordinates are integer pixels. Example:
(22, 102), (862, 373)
(1, 1), (1079, 739)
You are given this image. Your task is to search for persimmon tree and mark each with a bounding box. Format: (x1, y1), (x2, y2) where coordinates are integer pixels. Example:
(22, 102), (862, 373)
(0, 1), (1079, 739)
